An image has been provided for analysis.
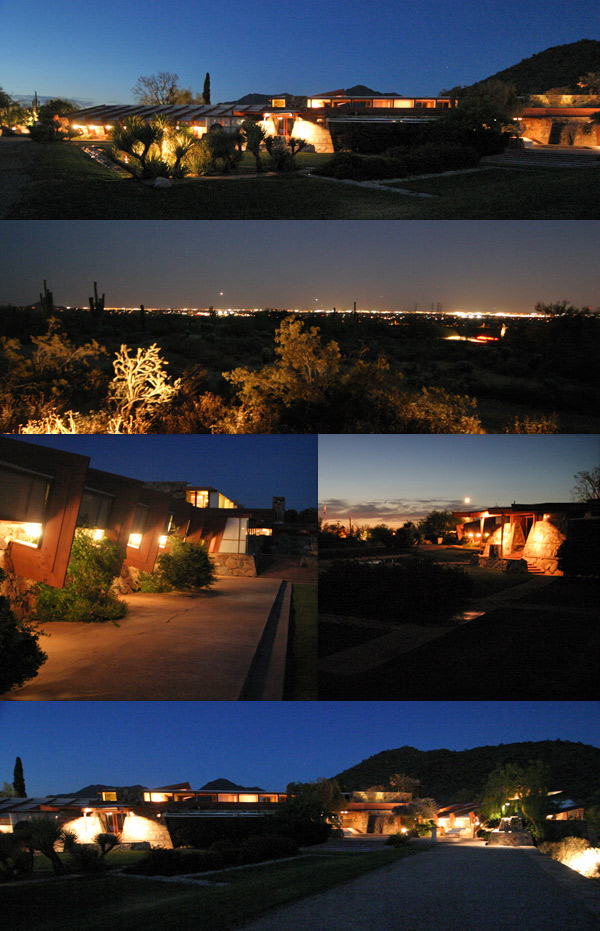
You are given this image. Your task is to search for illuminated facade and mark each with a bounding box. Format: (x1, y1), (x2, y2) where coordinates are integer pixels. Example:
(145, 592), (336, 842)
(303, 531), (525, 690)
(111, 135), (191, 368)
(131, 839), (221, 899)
(454, 501), (600, 575)
(0, 438), (283, 591)
(0, 779), (287, 848)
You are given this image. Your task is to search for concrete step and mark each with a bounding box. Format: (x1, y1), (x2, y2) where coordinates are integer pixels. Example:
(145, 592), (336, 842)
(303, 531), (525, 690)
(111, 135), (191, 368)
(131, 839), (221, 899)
(482, 149), (600, 169)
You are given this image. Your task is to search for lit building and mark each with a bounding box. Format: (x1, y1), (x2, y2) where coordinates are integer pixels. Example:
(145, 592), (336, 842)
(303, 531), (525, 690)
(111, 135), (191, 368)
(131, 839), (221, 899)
(0, 437), (290, 595)
(0, 779), (287, 848)
(454, 501), (600, 575)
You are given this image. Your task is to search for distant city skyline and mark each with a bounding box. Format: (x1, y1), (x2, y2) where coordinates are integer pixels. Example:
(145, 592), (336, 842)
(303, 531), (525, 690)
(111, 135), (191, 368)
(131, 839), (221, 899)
(1, 1), (594, 106)
(1, 221), (599, 313)
(319, 435), (600, 526)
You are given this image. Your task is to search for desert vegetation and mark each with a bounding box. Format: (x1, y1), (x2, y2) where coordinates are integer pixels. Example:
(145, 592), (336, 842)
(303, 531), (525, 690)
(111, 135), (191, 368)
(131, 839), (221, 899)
(2, 303), (597, 433)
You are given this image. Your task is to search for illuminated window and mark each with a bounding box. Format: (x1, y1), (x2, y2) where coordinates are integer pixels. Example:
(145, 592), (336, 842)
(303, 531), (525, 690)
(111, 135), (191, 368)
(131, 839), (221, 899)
(129, 503), (150, 547)
(218, 794), (237, 802)
(238, 794), (259, 803)
(271, 98), (286, 107)
(186, 490), (209, 508)
(101, 791), (117, 801)
(260, 795), (278, 803)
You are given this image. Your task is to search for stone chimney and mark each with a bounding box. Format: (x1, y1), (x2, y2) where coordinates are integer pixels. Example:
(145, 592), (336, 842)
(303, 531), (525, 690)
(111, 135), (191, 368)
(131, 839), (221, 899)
(272, 496), (285, 523)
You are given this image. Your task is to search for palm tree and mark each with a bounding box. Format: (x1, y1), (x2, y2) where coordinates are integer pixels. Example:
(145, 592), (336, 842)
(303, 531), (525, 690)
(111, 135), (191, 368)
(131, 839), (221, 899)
(240, 119), (267, 171)
(15, 818), (66, 874)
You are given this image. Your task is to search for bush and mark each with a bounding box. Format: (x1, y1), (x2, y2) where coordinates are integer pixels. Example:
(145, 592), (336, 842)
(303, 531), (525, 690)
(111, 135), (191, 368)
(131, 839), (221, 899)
(385, 833), (411, 847)
(318, 152), (400, 181)
(319, 557), (474, 625)
(145, 538), (216, 593)
(126, 834), (297, 876)
(33, 529), (127, 623)
(0, 573), (47, 692)
(28, 123), (60, 143)
(540, 836), (591, 863)
(558, 539), (600, 577)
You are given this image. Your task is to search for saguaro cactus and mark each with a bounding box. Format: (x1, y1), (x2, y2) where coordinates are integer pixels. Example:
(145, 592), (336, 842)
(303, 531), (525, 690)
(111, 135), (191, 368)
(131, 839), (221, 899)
(39, 280), (54, 315)
(89, 281), (105, 318)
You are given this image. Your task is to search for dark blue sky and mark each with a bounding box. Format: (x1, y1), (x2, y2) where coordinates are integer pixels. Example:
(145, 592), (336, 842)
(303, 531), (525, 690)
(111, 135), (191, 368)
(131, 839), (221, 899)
(0, 702), (597, 796)
(1, 0), (596, 104)
(12, 435), (317, 512)
(319, 435), (600, 524)
(1, 221), (599, 313)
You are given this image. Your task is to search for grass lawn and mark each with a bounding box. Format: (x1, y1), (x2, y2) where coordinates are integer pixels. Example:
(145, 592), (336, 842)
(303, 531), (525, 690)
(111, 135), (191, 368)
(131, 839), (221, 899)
(463, 566), (535, 598)
(285, 583), (317, 700)
(3, 847), (426, 931)
(5, 141), (600, 218)
(319, 597), (599, 700)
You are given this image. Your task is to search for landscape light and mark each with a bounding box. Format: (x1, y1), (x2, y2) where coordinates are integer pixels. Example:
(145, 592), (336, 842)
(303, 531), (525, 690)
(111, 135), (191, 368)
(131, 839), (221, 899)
(128, 533), (142, 548)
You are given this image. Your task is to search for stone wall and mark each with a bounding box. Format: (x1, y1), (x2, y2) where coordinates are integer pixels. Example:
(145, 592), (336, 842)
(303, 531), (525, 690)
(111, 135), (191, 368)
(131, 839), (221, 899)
(521, 116), (599, 146)
(341, 810), (401, 834)
(522, 519), (565, 575)
(63, 811), (173, 848)
(212, 553), (257, 577)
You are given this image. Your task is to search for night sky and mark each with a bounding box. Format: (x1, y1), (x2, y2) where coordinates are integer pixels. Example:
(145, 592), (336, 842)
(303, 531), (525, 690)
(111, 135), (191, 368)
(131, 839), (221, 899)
(11, 435), (317, 512)
(0, 702), (597, 797)
(319, 435), (600, 525)
(1, 0), (595, 104)
(1, 221), (599, 313)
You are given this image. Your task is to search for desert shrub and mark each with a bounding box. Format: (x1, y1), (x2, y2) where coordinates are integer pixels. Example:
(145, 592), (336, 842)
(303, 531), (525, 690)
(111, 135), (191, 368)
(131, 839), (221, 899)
(385, 833), (411, 847)
(540, 836), (591, 862)
(147, 538), (216, 593)
(319, 557), (474, 625)
(34, 529), (127, 623)
(28, 123), (60, 142)
(95, 833), (119, 855)
(264, 136), (296, 172)
(0, 573), (47, 692)
(318, 152), (400, 180)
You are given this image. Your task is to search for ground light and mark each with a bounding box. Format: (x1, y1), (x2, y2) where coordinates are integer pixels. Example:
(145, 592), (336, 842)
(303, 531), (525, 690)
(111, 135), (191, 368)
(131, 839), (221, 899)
(562, 846), (600, 879)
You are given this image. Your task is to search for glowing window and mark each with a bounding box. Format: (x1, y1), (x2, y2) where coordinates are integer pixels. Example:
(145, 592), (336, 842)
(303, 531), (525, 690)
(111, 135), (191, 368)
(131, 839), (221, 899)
(131, 503), (150, 533)
(218, 794), (237, 802)
(238, 794), (259, 803)
(271, 98), (287, 107)
(101, 791), (117, 801)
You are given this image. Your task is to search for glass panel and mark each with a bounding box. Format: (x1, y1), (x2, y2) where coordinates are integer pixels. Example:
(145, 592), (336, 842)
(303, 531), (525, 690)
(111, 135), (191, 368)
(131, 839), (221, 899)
(78, 490), (114, 529)
(0, 465), (50, 522)
(131, 503), (150, 533)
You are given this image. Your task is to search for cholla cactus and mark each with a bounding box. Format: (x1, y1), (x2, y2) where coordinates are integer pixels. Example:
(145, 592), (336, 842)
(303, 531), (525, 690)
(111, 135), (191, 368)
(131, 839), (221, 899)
(109, 343), (181, 430)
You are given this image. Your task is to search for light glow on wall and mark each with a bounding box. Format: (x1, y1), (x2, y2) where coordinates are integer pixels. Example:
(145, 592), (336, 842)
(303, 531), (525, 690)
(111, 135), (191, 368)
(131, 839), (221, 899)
(128, 533), (142, 548)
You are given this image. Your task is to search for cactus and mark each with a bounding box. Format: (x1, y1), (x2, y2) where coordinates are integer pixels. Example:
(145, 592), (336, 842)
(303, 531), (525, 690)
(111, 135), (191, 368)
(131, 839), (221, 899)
(89, 281), (105, 318)
(39, 280), (54, 315)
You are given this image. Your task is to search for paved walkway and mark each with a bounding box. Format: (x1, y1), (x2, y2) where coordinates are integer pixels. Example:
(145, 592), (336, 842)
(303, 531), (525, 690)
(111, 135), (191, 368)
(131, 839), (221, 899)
(233, 840), (600, 931)
(1, 577), (283, 700)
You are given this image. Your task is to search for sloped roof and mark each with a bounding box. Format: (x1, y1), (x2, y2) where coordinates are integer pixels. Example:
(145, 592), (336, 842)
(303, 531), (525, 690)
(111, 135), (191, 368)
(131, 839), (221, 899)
(66, 102), (263, 124)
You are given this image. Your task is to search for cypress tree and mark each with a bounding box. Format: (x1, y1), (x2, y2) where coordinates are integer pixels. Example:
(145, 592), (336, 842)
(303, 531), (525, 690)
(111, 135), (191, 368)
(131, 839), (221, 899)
(203, 72), (211, 105)
(13, 757), (26, 797)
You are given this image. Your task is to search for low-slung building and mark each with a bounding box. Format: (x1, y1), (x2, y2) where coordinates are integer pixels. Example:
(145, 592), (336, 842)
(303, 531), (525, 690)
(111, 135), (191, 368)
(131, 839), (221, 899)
(0, 437), (283, 593)
(0, 778), (288, 849)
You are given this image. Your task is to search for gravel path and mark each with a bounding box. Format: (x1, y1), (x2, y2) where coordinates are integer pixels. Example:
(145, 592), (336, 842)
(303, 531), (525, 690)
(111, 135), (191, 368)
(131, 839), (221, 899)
(233, 841), (600, 931)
